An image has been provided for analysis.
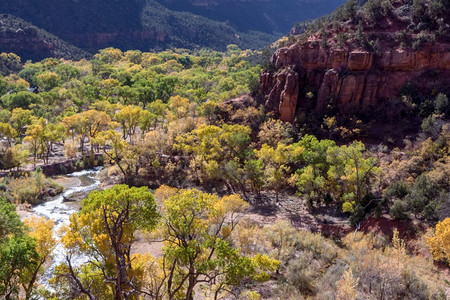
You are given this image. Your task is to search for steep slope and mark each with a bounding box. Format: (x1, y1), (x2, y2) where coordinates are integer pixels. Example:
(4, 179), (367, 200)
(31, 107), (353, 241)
(260, 0), (450, 123)
(155, 0), (345, 34)
(0, 15), (91, 62)
(139, 0), (277, 50)
(0, 0), (345, 53)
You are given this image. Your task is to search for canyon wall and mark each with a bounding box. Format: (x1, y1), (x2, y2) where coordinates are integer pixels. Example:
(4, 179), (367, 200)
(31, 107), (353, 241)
(0, 25), (89, 61)
(260, 43), (450, 122)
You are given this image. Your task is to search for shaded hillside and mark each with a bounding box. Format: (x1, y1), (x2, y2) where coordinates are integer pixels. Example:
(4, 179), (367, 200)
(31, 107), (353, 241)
(0, 15), (91, 62)
(156, 0), (345, 34)
(259, 0), (450, 140)
(134, 0), (278, 50)
(0, 0), (345, 54)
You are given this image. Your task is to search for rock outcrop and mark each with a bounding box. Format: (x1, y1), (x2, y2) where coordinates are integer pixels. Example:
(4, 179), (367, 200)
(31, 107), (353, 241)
(0, 27), (54, 57)
(0, 15), (90, 61)
(260, 43), (450, 122)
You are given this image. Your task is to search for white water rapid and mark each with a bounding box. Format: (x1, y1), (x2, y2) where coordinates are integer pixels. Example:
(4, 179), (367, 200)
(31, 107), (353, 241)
(32, 167), (103, 288)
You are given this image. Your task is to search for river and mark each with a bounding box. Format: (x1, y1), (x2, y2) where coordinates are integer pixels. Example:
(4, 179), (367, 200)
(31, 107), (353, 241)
(32, 167), (103, 288)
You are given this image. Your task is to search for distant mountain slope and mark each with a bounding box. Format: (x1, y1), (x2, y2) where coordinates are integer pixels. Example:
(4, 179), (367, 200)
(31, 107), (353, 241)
(156, 0), (346, 34)
(0, 0), (345, 54)
(0, 14), (91, 62)
(139, 0), (279, 50)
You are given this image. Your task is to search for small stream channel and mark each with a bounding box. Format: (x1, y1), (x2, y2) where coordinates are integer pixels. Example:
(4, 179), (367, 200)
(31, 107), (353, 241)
(32, 167), (103, 287)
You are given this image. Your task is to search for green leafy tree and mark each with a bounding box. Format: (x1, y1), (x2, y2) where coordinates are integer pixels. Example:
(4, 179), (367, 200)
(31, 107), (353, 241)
(36, 71), (61, 91)
(1, 91), (42, 110)
(295, 135), (335, 207)
(326, 141), (379, 213)
(116, 86), (138, 106)
(0, 198), (43, 300)
(55, 64), (81, 82)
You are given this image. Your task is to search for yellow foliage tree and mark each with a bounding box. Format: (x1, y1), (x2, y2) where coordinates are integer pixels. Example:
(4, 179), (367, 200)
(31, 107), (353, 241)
(154, 186), (279, 300)
(427, 218), (450, 262)
(114, 105), (145, 141)
(23, 216), (56, 299)
(56, 185), (159, 299)
(336, 268), (359, 300)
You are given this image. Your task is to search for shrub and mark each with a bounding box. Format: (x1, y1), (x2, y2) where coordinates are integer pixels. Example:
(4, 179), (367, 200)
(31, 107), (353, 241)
(64, 141), (77, 158)
(390, 200), (409, 220)
(385, 182), (409, 200)
(285, 252), (319, 296)
(421, 114), (435, 135)
(349, 204), (365, 226)
(435, 93), (449, 116)
(0, 171), (63, 205)
(294, 230), (338, 264)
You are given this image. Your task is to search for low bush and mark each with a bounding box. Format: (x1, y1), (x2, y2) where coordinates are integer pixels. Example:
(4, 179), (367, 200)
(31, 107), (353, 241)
(0, 170), (63, 205)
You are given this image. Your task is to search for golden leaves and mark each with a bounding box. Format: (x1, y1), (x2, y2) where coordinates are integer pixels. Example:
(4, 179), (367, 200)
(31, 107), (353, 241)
(427, 218), (450, 262)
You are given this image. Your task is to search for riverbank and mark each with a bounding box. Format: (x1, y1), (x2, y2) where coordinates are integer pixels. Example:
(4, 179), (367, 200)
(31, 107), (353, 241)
(1, 153), (104, 178)
(16, 167), (103, 220)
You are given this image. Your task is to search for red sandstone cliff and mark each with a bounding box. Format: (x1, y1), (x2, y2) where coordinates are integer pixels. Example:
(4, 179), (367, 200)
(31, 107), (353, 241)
(260, 0), (450, 122)
(260, 43), (450, 122)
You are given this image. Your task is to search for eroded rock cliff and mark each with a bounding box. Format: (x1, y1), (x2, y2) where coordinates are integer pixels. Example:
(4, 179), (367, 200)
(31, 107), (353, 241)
(260, 0), (450, 123)
(260, 43), (450, 122)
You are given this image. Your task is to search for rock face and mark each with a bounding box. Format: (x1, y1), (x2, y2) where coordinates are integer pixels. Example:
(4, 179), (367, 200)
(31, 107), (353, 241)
(260, 43), (450, 122)
(0, 27), (54, 58)
(0, 15), (90, 61)
(40, 154), (104, 177)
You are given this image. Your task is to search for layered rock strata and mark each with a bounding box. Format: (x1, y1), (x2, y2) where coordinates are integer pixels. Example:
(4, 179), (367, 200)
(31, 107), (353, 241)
(260, 43), (450, 122)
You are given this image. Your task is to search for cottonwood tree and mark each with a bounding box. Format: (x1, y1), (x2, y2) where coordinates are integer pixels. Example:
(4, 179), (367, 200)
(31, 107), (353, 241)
(36, 72), (61, 91)
(10, 108), (32, 138)
(326, 141), (379, 213)
(53, 186), (278, 299)
(0, 123), (18, 147)
(62, 110), (114, 155)
(22, 217), (56, 299)
(295, 135), (335, 207)
(175, 124), (224, 183)
(255, 142), (299, 201)
(0, 198), (55, 300)
(54, 185), (159, 300)
(154, 187), (279, 300)
(24, 118), (65, 164)
(114, 106), (145, 141)
(175, 123), (253, 194)
(94, 130), (140, 185)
